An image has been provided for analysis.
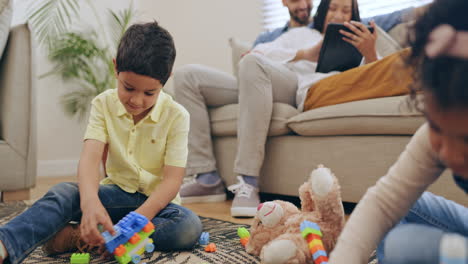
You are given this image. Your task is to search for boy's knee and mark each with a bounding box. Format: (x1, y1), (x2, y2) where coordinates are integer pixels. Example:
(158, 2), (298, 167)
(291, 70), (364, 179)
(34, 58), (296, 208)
(46, 182), (79, 201)
(173, 210), (203, 249)
(155, 208), (202, 250)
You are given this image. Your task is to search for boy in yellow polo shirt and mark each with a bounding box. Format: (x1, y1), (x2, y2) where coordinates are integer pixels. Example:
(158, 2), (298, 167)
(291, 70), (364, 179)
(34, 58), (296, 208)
(0, 21), (202, 264)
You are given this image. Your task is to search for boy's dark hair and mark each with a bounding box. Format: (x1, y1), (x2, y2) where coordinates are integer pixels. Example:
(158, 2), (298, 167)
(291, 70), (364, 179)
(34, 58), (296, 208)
(313, 0), (361, 33)
(116, 21), (175, 85)
(407, 0), (468, 109)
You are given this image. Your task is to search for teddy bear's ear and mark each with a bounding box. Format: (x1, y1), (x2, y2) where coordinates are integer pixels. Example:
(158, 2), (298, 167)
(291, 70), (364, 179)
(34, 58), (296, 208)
(257, 202), (284, 228)
(309, 166), (334, 197)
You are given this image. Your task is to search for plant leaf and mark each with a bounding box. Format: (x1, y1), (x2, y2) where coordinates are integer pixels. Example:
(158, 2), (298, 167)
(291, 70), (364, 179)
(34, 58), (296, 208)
(108, 2), (136, 52)
(26, 0), (81, 47)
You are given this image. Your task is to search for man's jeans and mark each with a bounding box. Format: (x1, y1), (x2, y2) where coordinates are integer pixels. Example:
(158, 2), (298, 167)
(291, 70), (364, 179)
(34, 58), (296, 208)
(377, 192), (468, 264)
(0, 183), (203, 264)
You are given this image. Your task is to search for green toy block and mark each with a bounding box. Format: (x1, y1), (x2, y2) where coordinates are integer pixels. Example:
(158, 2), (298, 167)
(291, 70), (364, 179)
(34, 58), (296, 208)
(300, 227), (322, 238)
(70, 253), (90, 264)
(237, 227), (250, 239)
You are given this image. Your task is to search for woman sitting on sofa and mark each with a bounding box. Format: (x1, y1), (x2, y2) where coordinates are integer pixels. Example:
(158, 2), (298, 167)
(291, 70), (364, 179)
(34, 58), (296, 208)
(253, 0), (381, 112)
(176, 0), (383, 218)
(296, 4), (430, 112)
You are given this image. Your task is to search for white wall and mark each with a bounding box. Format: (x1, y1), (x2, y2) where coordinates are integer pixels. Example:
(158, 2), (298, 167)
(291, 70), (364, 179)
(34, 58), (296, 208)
(136, 0), (263, 91)
(13, 0), (262, 177)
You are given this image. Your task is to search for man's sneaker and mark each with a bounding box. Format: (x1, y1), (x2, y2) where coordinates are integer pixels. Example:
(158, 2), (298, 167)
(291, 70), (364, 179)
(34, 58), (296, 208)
(228, 176), (260, 217)
(180, 175), (227, 204)
(42, 224), (92, 255)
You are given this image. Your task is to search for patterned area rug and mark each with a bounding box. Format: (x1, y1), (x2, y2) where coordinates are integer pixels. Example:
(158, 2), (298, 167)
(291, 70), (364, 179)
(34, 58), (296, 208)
(0, 201), (258, 264)
(0, 201), (377, 264)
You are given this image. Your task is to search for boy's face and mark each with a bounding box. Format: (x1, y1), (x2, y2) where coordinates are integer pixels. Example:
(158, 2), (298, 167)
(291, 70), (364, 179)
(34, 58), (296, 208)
(116, 71), (162, 120)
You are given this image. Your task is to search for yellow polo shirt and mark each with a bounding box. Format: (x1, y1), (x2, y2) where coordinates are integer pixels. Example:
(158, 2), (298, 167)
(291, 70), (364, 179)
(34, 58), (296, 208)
(84, 89), (189, 205)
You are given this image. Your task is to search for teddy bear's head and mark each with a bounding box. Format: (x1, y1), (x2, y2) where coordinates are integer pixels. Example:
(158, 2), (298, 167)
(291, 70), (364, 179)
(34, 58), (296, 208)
(246, 200), (300, 255)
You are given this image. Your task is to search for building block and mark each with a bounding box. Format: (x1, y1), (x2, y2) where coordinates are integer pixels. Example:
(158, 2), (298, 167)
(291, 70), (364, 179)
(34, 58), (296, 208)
(70, 253), (90, 264)
(204, 243), (217, 252)
(300, 220), (329, 264)
(102, 211), (155, 264)
(237, 227), (250, 239)
(199, 232), (210, 245)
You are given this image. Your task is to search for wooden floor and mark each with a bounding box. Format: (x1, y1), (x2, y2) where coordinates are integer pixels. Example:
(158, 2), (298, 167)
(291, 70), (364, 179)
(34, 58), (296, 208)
(31, 176), (253, 225)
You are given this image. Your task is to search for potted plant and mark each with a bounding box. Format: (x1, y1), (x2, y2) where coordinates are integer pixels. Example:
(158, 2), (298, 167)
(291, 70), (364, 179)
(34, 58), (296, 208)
(27, 0), (136, 119)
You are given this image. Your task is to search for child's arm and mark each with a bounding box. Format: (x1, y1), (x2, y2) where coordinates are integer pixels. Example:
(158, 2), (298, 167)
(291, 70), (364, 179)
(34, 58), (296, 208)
(135, 165), (185, 220)
(134, 107), (189, 220)
(78, 139), (115, 246)
(329, 124), (444, 263)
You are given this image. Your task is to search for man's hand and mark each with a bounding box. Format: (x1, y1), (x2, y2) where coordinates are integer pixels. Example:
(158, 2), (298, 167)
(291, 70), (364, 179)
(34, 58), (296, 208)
(340, 20), (378, 63)
(80, 199), (115, 246)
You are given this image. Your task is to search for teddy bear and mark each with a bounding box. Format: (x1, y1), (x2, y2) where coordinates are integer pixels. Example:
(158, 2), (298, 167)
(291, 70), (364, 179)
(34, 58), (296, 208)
(245, 165), (345, 264)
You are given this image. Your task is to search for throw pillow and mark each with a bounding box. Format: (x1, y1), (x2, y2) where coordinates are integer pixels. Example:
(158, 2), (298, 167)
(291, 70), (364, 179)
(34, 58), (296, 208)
(228, 37), (251, 78)
(388, 22), (413, 48)
(0, 0), (12, 60)
(375, 24), (402, 58)
(303, 49), (413, 112)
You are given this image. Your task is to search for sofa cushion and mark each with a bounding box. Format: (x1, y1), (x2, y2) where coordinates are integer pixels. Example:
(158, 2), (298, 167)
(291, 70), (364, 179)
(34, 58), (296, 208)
(288, 95), (425, 136)
(209, 103), (299, 136)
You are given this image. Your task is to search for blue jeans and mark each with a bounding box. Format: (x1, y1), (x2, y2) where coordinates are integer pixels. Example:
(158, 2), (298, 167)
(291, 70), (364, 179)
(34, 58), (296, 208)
(0, 183), (203, 264)
(377, 192), (468, 264)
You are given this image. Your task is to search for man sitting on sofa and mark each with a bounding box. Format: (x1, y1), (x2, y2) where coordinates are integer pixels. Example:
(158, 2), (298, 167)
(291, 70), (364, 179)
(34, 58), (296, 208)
(173, 0), (423, 218)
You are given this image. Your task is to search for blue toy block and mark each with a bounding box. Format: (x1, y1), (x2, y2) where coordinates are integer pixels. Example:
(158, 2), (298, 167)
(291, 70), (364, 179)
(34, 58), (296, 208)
(300, 220), (321, 232)
(199, 232), (210, 245)
(102, 211), (149, 253)
(313, 250), (328, 259)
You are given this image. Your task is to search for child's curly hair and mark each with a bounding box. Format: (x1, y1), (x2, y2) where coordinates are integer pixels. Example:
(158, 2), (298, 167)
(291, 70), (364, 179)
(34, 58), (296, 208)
(406, 0), (468, 110)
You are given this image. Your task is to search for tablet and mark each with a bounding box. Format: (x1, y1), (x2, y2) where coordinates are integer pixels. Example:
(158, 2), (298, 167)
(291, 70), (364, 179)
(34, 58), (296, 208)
(316, 23), (374, 73)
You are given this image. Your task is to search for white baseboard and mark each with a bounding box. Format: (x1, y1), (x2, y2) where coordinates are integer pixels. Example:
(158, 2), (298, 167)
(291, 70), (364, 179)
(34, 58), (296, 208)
(38, 160), (79, 177)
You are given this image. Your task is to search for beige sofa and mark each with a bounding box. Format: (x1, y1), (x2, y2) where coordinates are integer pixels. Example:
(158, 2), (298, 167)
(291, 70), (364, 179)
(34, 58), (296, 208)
(204, 23), (467, 206)
(0, 24), (36, 201)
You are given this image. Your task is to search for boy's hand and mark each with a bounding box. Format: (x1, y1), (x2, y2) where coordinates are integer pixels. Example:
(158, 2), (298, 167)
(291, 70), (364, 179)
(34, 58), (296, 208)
(80, 200), (115, 246)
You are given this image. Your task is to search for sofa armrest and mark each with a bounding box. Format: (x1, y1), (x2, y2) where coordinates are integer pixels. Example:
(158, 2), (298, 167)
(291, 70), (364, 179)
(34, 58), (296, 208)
(0, 24), (36, 187)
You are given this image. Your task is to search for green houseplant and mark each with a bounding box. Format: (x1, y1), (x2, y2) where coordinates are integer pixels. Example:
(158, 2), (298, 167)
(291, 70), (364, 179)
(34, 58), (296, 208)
(27, 0), (136, 119)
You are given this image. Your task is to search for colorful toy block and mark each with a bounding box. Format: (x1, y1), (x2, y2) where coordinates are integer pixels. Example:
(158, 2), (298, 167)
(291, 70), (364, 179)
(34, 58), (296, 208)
(240, 237), (250, 247)
(102, 211), (155, 264)
(237, 227), (250, 247)
(300, 220), (329, 264)
(70, 253), (90, 264)
(204, 243), (217, 252)
(237, 227), (250, 239)
(199, 232), (210, 245)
